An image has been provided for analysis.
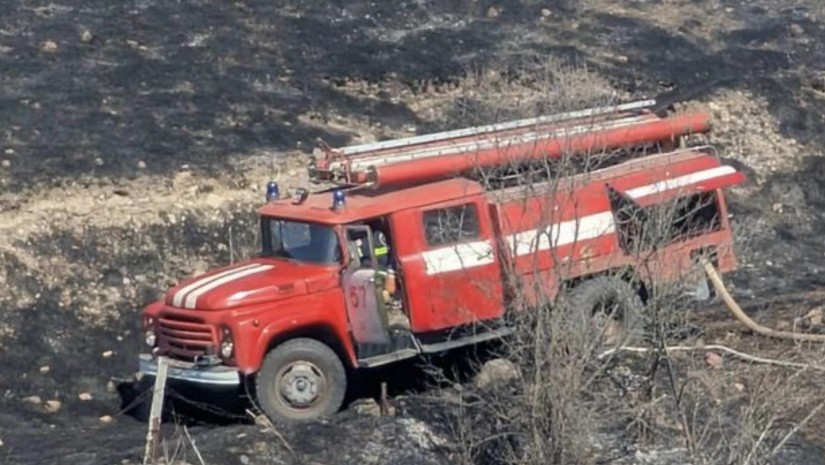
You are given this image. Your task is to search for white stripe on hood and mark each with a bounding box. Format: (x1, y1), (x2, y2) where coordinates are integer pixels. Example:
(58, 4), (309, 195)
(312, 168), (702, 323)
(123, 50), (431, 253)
(172, 263), (260, 307)
(183, 264), (275, 309)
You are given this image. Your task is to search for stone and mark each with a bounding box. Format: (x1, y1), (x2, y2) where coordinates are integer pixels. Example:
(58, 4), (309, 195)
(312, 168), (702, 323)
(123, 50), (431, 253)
(136, 160), (146, 170)
(99, 415), (114, 424)
(41, 40), (58, 52)
(102, 350), (114, 358)
(1, 160), (10, 168)
(788, 23), (805, 37)
(351, 398), (381, 416)
(541, 8), (552, 17)
(44, 399), (61, 413)
(23, 395), (42, 405)
(474, 358), (520, 389)
(80, 30), (93, 43)
(79, 392), (93, 401)
(486, 6), (500, 18)
(39, 366), (50, 374)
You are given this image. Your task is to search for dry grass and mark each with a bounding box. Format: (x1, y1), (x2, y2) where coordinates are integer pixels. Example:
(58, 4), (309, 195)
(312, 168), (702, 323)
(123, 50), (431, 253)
(426, 56), (825, 465)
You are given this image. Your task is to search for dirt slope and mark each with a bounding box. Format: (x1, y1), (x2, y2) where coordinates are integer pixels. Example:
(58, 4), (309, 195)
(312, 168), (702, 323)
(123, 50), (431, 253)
(2, 1), (825, 464)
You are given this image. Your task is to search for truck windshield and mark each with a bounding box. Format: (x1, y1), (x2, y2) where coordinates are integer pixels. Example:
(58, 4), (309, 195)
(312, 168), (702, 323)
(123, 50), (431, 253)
(261, 218), (341, 265)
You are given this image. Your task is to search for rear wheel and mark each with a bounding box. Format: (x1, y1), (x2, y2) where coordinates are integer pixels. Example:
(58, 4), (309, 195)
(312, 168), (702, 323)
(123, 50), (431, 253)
(255, 338), (347, 423)
(567, 276), (645, 348)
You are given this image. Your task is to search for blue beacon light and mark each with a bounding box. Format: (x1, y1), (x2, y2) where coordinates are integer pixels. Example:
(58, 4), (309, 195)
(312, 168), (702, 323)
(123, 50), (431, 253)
(332, 189), (346, 209)
(266, 181), (280, 201)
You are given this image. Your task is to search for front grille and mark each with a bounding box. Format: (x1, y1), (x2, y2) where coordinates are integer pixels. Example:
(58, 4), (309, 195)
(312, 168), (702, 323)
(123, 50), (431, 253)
(157, 314), (216, 360)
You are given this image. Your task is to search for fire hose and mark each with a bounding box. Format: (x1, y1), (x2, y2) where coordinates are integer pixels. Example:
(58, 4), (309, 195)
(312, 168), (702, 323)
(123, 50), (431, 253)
(701, 259), (825, 343)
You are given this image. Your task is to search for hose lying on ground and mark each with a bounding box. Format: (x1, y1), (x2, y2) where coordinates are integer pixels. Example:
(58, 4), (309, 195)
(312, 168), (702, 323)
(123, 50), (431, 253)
(701, 258), (825, 343)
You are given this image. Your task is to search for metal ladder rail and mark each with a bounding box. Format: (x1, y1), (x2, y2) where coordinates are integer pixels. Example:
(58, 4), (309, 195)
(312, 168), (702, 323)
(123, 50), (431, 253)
(335, 113), (656, 173)
(329, 109), (641, 164)
(333, 99), (656, 158)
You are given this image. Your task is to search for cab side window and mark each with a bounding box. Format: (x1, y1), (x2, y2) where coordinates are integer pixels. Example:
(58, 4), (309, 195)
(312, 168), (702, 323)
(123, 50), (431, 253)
(423, 204), (480, 247)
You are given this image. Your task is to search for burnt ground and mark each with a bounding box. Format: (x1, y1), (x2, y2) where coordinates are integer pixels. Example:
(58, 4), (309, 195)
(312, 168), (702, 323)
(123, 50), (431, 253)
(2, 0), (825, 464)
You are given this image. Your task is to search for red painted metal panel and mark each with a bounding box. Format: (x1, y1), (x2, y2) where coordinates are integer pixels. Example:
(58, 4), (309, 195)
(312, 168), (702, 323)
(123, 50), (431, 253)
(489, 151), (745, 305)
(390, 195), (505, 332)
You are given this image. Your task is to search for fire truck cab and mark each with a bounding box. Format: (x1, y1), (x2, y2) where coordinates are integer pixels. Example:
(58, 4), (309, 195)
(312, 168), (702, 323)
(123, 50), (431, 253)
(138, 100), (744, 422)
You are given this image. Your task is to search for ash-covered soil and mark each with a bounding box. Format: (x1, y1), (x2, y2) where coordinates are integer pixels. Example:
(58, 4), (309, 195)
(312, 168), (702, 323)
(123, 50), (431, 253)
(2, 0), (825, 464)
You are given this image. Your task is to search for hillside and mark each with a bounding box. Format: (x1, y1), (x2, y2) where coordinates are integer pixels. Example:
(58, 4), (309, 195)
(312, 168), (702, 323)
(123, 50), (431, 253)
(2, 1), (825, 464)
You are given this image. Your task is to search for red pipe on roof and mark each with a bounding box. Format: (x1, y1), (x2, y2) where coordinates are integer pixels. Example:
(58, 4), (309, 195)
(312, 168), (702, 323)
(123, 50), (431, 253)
(358, 112), (711, 187)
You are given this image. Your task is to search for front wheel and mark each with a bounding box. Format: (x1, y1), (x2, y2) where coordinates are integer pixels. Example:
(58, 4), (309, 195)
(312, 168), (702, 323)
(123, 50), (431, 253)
(255, 338), (347, 423)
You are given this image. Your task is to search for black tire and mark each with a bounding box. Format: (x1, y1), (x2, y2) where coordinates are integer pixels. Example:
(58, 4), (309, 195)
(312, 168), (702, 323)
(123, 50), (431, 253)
(566, 276), (645, 347)
(255, 338), (347, 423)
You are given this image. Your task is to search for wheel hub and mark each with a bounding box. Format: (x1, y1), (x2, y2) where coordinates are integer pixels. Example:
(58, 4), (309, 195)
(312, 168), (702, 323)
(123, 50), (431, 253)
(594, 299), (627, 345)
(279, 362), (325, 408)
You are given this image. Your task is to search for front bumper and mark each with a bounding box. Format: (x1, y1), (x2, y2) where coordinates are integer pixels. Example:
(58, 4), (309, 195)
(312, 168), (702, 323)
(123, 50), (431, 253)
(138, 354), (241, 386)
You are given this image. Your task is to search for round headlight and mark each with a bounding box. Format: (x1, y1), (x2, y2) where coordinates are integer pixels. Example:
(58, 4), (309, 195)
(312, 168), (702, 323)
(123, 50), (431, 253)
(145, 330), (156, 348)
(220, 340), (234, 359)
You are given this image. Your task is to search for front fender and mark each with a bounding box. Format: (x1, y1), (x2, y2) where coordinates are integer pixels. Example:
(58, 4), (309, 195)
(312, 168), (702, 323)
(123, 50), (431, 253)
(232, 287), (355, 374)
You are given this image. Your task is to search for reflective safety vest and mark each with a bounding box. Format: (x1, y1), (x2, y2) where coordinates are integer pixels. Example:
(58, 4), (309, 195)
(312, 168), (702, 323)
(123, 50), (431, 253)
(374, 230), (389, 267)
(373, 231), (390, 259)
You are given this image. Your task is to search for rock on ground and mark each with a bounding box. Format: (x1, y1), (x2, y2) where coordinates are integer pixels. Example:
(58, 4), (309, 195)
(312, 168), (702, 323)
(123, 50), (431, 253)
(474, 358), (520, 389)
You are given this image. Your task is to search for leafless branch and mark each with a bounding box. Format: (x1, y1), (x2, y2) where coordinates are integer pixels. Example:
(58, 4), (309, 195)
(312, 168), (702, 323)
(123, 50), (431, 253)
(598, 344), (825, 371)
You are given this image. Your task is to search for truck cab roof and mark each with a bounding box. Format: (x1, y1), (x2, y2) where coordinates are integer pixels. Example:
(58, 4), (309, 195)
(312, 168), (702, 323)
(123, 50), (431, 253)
(257, 178), (484, 225)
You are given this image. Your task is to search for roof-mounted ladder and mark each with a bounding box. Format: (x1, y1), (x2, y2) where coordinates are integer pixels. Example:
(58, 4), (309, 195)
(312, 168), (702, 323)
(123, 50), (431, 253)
(310, 99), (710, 188)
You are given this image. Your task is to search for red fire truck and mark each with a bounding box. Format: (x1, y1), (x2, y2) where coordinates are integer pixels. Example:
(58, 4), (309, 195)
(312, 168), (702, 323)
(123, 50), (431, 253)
(138, 100), (744, 422)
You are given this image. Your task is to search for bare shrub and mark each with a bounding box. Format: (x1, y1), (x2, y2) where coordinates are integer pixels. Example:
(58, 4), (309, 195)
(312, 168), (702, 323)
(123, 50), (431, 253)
(427, 56), (825, 465)
(421, 58), (642, 465)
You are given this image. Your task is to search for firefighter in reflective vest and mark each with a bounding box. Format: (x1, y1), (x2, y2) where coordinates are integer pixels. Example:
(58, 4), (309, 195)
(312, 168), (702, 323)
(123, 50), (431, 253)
(371, 230), (408, 331)
(372, 230), (394, 303)
(374, 229), (389, 268)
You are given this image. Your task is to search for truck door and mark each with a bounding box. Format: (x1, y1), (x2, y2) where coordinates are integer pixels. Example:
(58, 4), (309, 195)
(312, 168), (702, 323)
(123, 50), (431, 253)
(341, 225), (390, 345)
(391, 196), (504, 333)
